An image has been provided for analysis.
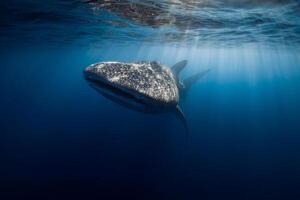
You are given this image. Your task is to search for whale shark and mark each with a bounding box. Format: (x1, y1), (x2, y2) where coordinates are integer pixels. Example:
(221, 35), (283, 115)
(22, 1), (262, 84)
(83, 60), (209, 132)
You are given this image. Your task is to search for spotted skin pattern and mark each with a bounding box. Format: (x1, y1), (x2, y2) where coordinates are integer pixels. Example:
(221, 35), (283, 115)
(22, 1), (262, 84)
(84, 61), (179, 106)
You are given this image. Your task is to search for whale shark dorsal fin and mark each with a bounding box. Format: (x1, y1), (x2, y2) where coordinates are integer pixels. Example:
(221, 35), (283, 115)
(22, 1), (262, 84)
(171, 60), (188, 78)
(183, 69), (210, 91)
(175, 105), (189, 135)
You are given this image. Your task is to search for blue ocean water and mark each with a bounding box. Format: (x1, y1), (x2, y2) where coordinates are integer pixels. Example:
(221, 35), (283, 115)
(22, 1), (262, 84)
(1, 1), (300, 199)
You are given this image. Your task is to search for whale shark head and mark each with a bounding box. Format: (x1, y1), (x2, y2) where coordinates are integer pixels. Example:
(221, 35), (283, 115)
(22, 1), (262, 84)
(84, 61), (180, 107)
(83, 62), (180, 114)
(83, 62), (115, 82)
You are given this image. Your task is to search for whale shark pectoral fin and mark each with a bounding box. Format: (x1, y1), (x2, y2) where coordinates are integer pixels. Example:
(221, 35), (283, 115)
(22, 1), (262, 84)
(171, 60), (188, 78)
(183, 69), (210, 91)
(174, 105), (189, 136)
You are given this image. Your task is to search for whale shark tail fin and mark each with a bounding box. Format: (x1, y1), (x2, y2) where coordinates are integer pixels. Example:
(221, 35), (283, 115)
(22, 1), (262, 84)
(183, 69), (210, 92)
(171, 60), (188, 78)
(174, 105), (189, 136)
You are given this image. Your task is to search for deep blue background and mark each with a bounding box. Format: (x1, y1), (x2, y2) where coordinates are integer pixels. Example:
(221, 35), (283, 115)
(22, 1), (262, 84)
(1, 45), (300, 199)
(1, 0), (300, 199)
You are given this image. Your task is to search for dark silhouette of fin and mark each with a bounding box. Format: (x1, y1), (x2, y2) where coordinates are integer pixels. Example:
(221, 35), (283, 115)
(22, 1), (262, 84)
(174, 105), (189, 136)
(183, 69), (210, 91)
(171, 60), (188, 78)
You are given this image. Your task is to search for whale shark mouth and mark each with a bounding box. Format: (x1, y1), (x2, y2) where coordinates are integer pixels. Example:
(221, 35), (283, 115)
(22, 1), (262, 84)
(84, 73), (155, 112)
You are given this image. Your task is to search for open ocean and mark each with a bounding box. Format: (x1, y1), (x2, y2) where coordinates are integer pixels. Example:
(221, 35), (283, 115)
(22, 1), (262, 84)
(1, 0), (300, 199)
